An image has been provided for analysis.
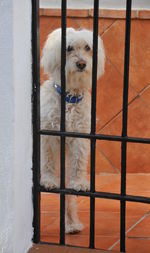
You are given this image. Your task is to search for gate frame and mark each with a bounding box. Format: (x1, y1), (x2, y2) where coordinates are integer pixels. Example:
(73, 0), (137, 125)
(32, 0), (150, 252)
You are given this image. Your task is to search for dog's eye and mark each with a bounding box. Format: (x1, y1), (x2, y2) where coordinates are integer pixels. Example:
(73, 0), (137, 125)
(67, 45), (74, 52)
(85, 45), (91, 51)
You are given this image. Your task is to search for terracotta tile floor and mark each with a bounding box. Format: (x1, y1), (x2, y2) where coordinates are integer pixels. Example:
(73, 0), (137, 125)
(40, 174), (150, 252)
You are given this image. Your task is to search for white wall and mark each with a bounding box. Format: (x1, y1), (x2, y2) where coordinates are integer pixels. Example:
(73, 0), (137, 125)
(0, 1), (33, 253)
(13, 0), (33, 252)
(40, 0), (150, 10)
(0, 1), (14, 252)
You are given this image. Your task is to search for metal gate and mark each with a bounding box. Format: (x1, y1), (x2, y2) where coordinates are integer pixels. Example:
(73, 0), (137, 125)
(32, 0), (150, 252)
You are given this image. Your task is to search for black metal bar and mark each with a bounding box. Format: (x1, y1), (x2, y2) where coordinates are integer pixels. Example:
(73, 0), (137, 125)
(120, 0), (132, 252)
(32, 0), (40, 243)
(39, 241), (108, 251)
(40, 186), (150, 204)
(91, 1), (99, 135)
(90, 142), (96, 248)
(60, 0), (67, 245)
(89, 0), (99, 248)
(39, 129), (150, 144)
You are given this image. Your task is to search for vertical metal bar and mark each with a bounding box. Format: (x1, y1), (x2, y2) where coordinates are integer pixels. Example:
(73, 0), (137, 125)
(120, 0), (132, 252)
(32, 0), (40, 243)
(60, 0), (67, 245)
(89, 0), (99, 249)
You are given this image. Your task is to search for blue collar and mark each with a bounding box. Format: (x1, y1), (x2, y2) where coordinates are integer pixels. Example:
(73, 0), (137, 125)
(53, 83), (83, 104)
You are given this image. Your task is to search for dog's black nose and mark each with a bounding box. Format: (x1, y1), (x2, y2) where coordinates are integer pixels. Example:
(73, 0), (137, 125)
(76, 60), (86, 70)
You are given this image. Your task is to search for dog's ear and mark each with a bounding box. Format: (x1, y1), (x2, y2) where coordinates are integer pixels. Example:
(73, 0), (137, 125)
(97, 36), (105, 79)
(41, 28), (62, 75)
(41, 28), (76, 76)
(97, 37), (105, 78)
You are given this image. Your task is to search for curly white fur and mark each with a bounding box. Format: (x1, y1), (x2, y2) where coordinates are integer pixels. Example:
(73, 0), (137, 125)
(40, 28), (105, 234)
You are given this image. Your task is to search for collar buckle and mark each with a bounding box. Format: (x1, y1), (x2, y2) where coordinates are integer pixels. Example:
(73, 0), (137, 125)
(53, 83), (83, 104)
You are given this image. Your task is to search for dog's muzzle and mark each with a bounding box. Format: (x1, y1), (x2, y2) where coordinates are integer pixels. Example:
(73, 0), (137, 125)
(76, 60), (86, 71)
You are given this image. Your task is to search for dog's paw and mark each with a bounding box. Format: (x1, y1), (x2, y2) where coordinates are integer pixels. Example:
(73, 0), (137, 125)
(40, 175), (59, 189)
(69, 179), (90, 192)
(65, 222), (84, 234)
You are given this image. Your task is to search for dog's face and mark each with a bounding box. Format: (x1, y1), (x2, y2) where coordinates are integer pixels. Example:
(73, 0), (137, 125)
(41, 28), (105, 90)
(65, 30), (93, 90)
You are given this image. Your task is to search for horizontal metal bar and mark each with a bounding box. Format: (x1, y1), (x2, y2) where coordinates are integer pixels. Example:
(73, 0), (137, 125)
(39, 241), (101, 251)
(39, 130), (150, 144)
(40, 186), (150, 204)
(127, 136), (150, 144)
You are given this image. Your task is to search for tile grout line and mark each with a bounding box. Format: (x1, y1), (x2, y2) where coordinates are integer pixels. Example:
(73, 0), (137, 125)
(104, 56), (141, 105)
(106, 57), (123, 78)
(96, 55), (141, 133)
(103, 58), (150, 113)
(100, 20), (117, 37)
(73, 17), (117, 36)
(107, 211), (150, 251)
(106, 56), (150, 105)
(138, 83), (150, 96)
(97, 148), (120, 174)
(97, 89), (141, 133)
(138, 83), (150, 110)
(105, 57), (138, 98)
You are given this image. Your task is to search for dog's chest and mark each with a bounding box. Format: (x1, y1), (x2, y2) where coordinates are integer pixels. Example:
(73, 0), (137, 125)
(65, 103), (90, 133)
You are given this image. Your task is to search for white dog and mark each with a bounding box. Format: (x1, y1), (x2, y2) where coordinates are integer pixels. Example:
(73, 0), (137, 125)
(40, 28), (105, 233)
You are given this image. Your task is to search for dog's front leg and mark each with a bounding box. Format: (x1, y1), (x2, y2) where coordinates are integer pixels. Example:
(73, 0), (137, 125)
(65, 195), (83, 233)
(40, 136), (60, 189)
(67, 138), (90, 191)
